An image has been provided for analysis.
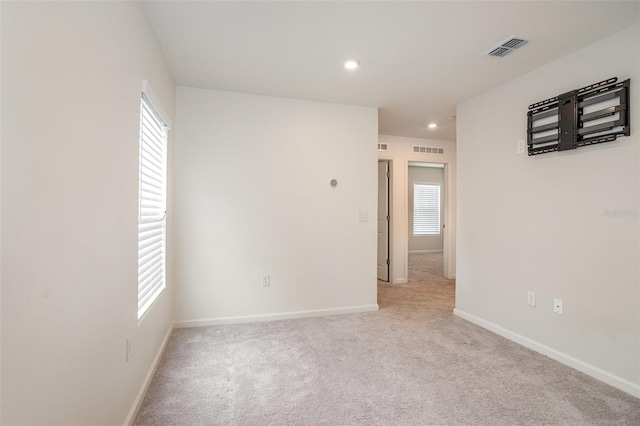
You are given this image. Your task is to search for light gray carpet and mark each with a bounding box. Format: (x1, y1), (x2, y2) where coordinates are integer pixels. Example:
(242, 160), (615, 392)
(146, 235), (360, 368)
(134, 253), (640, 425)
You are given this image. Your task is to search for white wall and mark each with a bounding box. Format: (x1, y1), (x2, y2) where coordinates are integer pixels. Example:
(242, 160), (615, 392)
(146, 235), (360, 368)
(173, 87), (378, 324)
(408, 166), (444, 252)
(378, 135), (457, 282)
(1, 2), (175, 424)
(456, 23), (639, 396)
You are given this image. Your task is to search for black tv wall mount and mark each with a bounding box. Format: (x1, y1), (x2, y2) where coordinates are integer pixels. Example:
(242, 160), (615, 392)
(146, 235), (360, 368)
(527, 77), (630, 156)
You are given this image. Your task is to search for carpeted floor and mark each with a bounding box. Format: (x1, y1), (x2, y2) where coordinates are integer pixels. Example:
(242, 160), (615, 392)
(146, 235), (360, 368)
(134, 253), (640, 425)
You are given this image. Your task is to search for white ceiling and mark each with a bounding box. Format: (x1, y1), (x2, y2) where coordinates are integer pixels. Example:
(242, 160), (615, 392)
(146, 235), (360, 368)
(144, 1), (640, 141)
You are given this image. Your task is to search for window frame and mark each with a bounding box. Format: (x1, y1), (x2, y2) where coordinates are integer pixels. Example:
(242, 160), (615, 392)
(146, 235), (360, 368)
(137, 81), (170, 321)
(412, 182), (441, 236)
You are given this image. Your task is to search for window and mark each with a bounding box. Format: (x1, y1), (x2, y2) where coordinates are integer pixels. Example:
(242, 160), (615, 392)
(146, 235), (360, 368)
(413, 183), (440, 235)
(138, 86), (169, 320)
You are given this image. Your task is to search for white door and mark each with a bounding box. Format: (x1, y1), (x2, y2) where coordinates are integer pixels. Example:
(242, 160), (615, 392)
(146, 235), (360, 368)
(377, 161), (390, 281)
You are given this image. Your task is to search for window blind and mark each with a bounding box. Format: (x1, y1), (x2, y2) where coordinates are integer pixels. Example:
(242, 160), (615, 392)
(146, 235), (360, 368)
(413, 183), (440, 235)
(138, 94), (168, 319)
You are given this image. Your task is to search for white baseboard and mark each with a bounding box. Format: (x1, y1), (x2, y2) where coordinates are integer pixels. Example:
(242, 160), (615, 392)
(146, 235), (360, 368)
(174, 304), (380, 328)
(408, 249), (443, 254)
(393, 278), (407, 284)
(453, 308), (640, 399)
(124, 324), (174, 426)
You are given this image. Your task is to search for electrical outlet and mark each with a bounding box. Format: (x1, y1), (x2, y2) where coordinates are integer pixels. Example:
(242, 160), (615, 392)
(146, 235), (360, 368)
(553, 298), (564, 314)
(261, 274), (270, 287)
(126, 335), (133, 361)
(358, 211), (368, 222)
(527, 291), (536, 307)
(517, 139), (526, 154)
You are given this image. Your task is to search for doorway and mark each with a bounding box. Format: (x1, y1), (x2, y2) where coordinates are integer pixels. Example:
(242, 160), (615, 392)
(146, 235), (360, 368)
(407, 161), (446, 279)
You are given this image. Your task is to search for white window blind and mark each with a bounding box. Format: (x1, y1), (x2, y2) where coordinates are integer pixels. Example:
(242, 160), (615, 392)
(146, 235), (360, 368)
(138, 94), (168, 320)
(413, 183), (440, 235)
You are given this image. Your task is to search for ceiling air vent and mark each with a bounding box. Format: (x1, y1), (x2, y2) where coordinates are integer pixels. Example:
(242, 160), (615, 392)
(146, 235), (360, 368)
(413, 146), (444, 155)
(378, 143), (388, 151)
(485, 35), (530, 58)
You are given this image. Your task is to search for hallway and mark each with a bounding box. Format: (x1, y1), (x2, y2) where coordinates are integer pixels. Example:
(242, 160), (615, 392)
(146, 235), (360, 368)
(378, 251), (455, 311)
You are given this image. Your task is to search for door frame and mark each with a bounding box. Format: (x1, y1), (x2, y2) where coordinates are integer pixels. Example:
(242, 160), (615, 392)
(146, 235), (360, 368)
(403, 158), (453, 279)
(377, 158), (393, 281)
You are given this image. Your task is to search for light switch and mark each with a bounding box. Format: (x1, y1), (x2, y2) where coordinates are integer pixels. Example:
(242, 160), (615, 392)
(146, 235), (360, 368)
(358, 211), (368, 222)
(517, 139), (526, 154)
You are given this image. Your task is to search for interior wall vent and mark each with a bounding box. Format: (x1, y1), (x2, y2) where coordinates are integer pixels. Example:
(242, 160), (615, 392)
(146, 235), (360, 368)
(378, 143), (388, 151)
(485, 35), (530, 57)
(413, 146), (444, 155)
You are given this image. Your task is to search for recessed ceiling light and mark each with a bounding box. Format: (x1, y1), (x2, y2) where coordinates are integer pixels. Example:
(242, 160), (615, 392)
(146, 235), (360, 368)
(428, 123), (437, 129)
(344, 59), (360, 70)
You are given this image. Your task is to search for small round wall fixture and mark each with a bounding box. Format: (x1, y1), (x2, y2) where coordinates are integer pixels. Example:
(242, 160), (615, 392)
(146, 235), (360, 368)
(330, 179), (338, 187)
